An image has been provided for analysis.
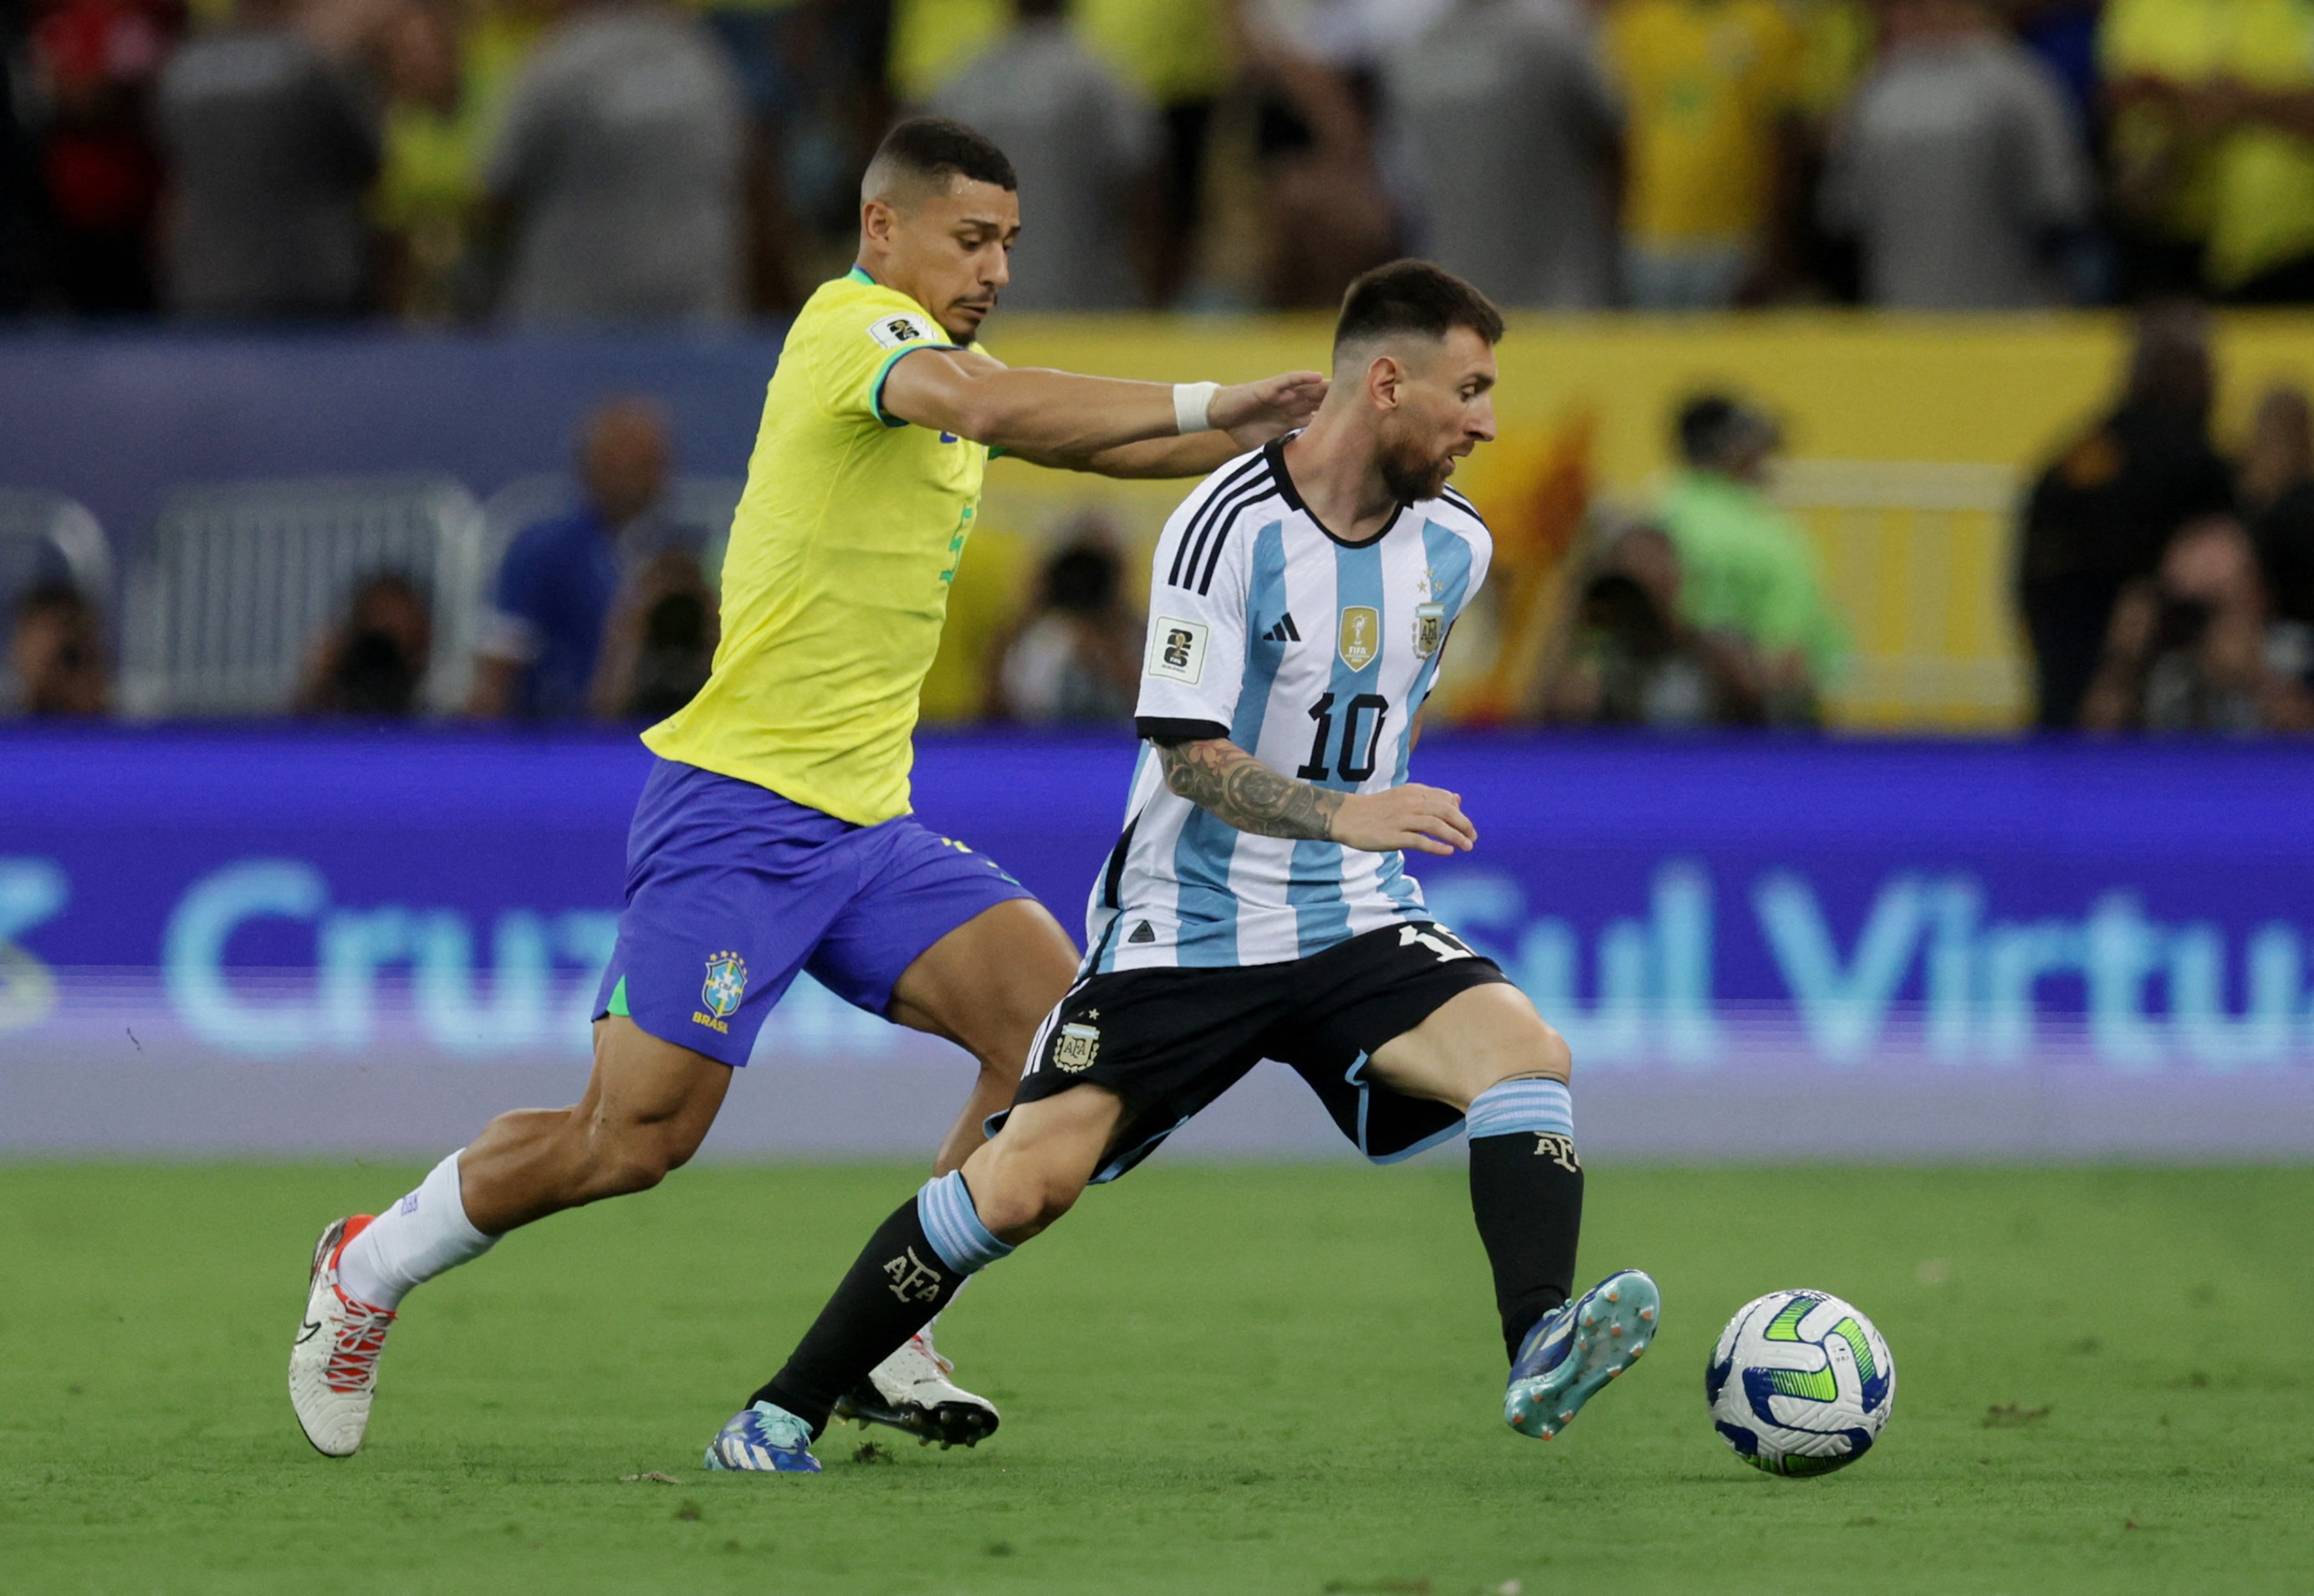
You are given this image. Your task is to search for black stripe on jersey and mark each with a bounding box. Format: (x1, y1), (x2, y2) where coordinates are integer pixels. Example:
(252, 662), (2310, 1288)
(1172, 460), (1276, 592)
(1440, 487), (1485, 524)
(1167, 454), (1270, 589)
(1099, 809), (1142, 910)
(1196, 489), (1281, 595)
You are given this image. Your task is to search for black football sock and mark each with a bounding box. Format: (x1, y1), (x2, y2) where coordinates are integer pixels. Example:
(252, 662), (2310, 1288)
(1464, 1078), (1584, 1362)
(753, 1171), (1012, 1435)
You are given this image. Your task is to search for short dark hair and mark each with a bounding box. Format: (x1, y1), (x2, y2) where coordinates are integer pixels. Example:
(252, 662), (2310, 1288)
(1675, 393), (1777, 467)
(1333, 260), (1504, 358)
(866, 116), (1017, 199)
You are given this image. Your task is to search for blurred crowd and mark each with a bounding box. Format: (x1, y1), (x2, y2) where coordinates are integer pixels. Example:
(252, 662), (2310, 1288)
(13, 0), (2314, 321)
(19, 303), (2314, 737)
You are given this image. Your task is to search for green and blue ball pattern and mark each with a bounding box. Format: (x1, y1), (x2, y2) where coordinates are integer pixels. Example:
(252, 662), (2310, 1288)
(1705, 1288), (1895, 1476)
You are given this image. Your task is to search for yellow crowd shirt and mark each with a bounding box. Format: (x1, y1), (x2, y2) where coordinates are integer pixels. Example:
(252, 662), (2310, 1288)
(1606, 0), (1806, 248)
(642, 268), (989, 825)
(2101, 0), (2314, 287)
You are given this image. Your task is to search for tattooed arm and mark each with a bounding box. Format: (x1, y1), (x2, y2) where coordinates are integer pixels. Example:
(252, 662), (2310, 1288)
(1153, 737), (1479, 856)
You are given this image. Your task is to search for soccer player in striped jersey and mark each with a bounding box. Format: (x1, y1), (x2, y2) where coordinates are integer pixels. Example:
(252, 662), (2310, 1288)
(713, 262), (1659, 1472)
(289, 117), (1329, 1463)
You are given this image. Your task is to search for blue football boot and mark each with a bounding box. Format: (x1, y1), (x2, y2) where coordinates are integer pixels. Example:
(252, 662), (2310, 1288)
(703, 1401), (823, 1473)
(1504, 1269), (1660, 1440)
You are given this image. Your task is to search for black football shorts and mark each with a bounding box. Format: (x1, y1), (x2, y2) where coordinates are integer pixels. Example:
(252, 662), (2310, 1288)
(1004, 920), (1514, 1182)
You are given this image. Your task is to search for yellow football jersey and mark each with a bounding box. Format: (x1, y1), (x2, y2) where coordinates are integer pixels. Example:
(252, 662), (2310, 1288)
(642, 268), (988, 825)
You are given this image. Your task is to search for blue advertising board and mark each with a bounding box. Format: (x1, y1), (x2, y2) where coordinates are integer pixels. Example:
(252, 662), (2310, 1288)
(4, 728), (2313, 1157)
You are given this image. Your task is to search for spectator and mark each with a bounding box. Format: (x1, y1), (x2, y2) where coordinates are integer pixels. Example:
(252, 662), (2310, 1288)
(9, 582), (109, 716)
(2241, 384), (2314, 633)
(484, 0), (747, 326)
(1077, 0), (1236, 305)
(993, 530), (1142, 722)
(2102, 0), (2314, 303)
(588, 547), (718, 721)
(1240, 18), (1402, 308)
(0, 7), (28, 314)
(1541, 523), (1766, 727)
(296, 571), (432, 716)
(471, 396), (686, 720)
(372, 0), (488, 322)
(2080, 518), (2314, 732)
(2018, 302), (2235, 729)
(1390, 0), (1622, 310)
(28, 0), (176, 315)
(930, 0), (1156, 311)
(1652, 394), (1847, 722)
(1819, 0), (2093, 309)
(153, 0), (381, 319)
(1605, 0), (1807, 308)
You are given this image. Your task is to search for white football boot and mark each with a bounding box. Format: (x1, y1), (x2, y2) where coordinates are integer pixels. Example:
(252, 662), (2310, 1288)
(289, 1216), (398, 1457)
(832, 1323), (1000, 1449)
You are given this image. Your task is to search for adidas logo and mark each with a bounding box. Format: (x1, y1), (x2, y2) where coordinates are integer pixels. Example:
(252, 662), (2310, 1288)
(1262, 614), (1301, 643)
(1128, 920), (1157, 944)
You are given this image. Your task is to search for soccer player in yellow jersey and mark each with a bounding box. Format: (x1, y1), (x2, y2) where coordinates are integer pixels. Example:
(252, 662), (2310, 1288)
(289, 117), (1326, 1462)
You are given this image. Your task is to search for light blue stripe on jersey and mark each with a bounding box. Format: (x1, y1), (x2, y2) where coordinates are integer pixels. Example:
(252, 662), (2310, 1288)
(1171, 518), (1291, 968)
(1377, 515), (1479, 915)
(1463, 1077), (1575, 1140)
(1289, 536), (1387, 957)
(917, 1170), (1014, 1272)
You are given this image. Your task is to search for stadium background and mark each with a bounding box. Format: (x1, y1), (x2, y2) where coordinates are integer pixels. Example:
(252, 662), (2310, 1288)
(5, 2), (2314, 1591)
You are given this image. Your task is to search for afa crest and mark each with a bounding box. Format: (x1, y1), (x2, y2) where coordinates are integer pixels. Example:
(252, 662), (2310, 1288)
(702, 951), (748, 1019)
(1337, 605), (1381, 671)
(1054, 1022), (1101, 1073)
(1412, 601), (1445, 659)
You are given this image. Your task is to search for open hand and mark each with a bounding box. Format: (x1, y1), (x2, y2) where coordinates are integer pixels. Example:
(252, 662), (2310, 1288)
(1332, 783), (1476, 857)
(1213, 370), (1328, 448)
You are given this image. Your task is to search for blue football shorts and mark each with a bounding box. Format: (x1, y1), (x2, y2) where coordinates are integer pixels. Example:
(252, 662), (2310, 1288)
(591, 757), (1036, 1067)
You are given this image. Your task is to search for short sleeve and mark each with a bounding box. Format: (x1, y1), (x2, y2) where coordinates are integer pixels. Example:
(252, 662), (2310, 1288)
(810, 288), (966, 430)
(1134, 474), (1255, 742)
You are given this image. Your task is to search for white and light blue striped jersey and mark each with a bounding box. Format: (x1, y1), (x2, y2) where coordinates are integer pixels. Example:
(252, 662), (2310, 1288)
(1085, 437), (1494, 973)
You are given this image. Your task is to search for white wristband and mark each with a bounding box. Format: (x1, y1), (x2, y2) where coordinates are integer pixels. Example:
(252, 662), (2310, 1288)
(1172, 380), (1220, 436)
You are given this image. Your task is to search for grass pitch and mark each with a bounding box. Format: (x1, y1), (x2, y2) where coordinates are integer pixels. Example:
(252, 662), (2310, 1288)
(3, 1160), (2311, 1595)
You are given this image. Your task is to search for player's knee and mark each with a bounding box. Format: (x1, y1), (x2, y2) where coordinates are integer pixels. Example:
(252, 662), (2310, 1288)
(968, 1155), (1086, 1242)
(571, 1114), (688, 1200)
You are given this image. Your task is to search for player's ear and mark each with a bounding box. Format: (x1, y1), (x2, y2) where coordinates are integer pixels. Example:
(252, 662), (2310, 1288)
(1366, 353), (1404, 411)
(861, 197), (895, 247)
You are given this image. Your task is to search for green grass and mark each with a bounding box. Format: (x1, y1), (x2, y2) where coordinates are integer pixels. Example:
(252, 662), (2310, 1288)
(3, 1161), (2311, 1594)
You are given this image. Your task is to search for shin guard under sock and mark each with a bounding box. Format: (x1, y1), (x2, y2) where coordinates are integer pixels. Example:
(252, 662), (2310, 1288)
(754, 1171), (1012, 1434)
(1465, 1078), (1584, 1360)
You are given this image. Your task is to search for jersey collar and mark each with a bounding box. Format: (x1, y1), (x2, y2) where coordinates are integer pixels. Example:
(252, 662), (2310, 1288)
(846, 265), (876, 285)
(1264, 435), (1405, 548)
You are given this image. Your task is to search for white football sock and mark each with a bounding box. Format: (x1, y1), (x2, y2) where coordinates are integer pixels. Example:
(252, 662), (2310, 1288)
(336, 1151), (496, 1309)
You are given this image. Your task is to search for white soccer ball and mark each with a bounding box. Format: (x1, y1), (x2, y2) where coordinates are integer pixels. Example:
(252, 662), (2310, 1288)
(1706, 1289), (1895, 1476)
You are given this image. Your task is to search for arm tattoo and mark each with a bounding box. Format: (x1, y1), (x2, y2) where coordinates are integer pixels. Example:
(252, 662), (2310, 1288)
(1156, 738), (1341, 841)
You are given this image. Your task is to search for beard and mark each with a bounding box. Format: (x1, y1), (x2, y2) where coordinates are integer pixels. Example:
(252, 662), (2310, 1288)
(1377, 431), (1454, 504)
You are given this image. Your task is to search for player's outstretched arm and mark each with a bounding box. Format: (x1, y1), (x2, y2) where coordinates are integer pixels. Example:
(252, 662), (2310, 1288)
(1152, 737), (1477, 856)
(880, 349), (1324, 476)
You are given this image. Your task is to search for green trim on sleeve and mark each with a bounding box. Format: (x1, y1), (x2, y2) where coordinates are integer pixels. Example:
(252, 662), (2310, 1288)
(870, 340), (965, 429)
(606, 975), (630, 1017)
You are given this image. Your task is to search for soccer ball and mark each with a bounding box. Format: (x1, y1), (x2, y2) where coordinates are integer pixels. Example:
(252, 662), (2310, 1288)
(1706, 1289), (1895, 1476)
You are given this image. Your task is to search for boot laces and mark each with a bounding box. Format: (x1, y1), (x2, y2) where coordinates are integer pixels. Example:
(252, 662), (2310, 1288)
(325, 1289), (396, 1395)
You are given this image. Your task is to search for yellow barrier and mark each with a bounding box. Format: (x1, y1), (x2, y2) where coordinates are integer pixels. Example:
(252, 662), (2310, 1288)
(931, 312), (2314, 730)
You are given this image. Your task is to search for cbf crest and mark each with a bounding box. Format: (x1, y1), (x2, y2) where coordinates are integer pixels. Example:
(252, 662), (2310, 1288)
(1337, 605), (1381, 671)
(702, 951), (748, 1019)
(1412, 601), (1446, 658)
(1054, 1020), (1101, 1073)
